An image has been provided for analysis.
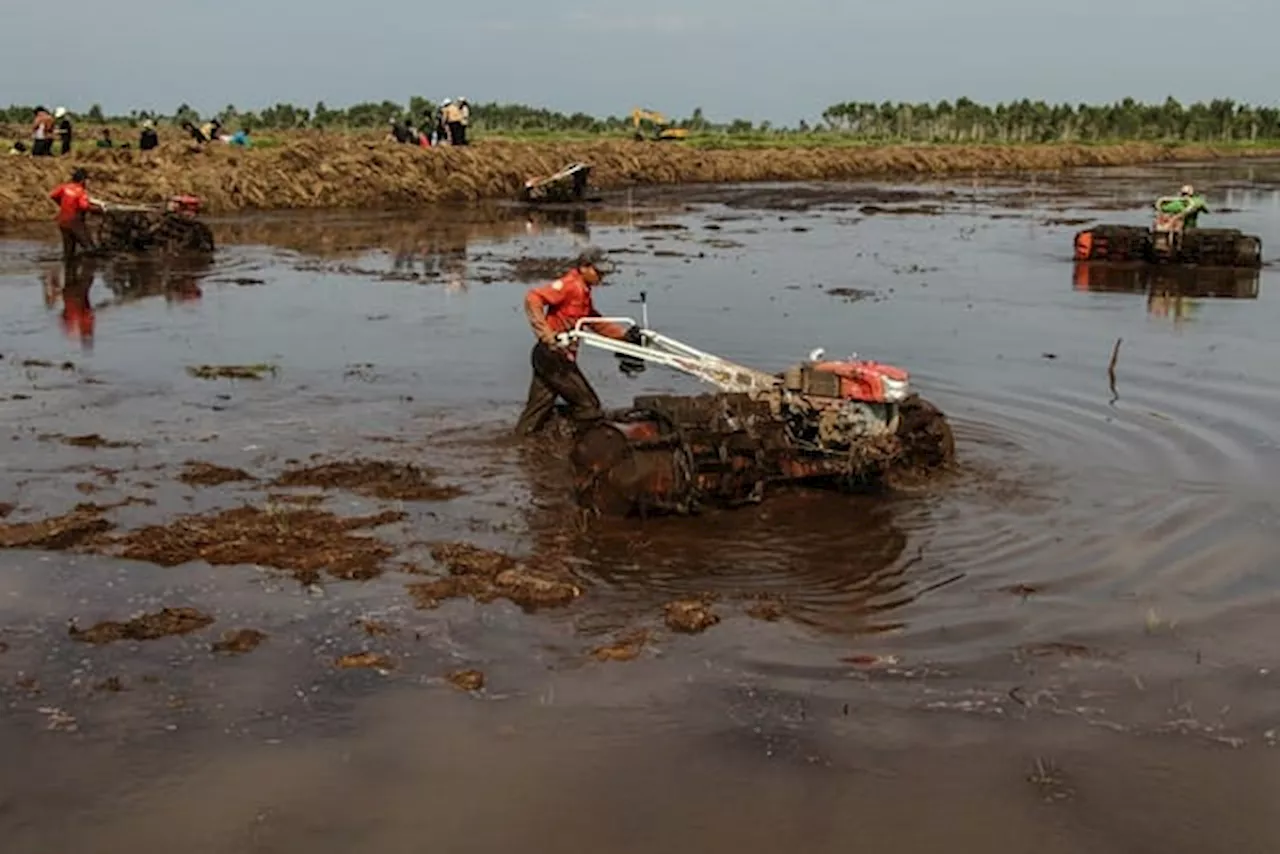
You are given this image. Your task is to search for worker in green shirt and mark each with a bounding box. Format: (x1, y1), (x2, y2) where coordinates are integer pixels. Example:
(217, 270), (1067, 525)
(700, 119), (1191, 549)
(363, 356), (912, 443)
(1156, 184), (1209, 228)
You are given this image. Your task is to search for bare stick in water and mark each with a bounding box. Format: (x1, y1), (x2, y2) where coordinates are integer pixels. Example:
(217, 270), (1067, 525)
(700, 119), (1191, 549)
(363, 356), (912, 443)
(1107, 338), (1123, 402)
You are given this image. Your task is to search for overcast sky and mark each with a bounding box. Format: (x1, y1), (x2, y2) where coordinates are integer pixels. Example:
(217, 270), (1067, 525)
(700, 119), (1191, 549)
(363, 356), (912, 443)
(4, 0), (1277, 123)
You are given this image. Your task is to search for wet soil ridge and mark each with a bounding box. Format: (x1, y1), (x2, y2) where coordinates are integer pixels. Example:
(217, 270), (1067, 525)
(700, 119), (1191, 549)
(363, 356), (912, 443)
(69, 607), (215, 645)
(2, 139), (1274, 222)
(273, 459), (464, 502)
(407, 542), (583, 612)
(107, 505), (405, 584)
(0, 507), (114, 551)
(178, 461), (256, 487)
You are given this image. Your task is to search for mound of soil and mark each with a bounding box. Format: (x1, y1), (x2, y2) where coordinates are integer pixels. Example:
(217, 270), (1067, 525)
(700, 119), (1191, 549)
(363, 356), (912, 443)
(446, 669), (485, 691)
(407, 541), (582, 612)
(70, 606), (214, 644)
(335, 652), (394, 670)
(664, 600), (720, 634)
(590, 630), (651, 662)
(107, 505), (404, 584)
(178, 461), (256, 487)
(273, 459), (463, 502)
(0, 508), (113, 551)
(3, 137), (1273, 223)
(211, 628), (267, 654)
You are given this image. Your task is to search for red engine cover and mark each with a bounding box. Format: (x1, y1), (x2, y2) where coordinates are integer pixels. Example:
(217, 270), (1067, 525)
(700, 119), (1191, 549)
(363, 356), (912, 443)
(811, 360), (908, 403)
(167, 194), (202, 215)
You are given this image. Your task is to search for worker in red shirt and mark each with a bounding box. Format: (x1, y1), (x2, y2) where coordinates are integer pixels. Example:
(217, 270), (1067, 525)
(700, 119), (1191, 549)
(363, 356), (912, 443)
(48, 168), (101, 260)
(515, 248), (644, 435)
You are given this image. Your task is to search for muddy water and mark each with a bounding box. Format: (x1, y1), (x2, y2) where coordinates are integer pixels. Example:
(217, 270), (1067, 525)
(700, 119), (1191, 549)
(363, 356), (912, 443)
(3, 163), (1280, 852)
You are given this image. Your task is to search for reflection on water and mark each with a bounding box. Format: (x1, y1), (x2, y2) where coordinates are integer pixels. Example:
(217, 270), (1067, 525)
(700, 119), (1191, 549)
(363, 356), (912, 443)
(35, 253), (212, 346)
(1072, 260), (1260, 323)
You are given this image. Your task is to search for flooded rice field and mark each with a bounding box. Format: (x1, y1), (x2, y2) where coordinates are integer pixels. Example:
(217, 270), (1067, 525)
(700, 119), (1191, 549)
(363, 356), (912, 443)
(3, 161), (1280, 852)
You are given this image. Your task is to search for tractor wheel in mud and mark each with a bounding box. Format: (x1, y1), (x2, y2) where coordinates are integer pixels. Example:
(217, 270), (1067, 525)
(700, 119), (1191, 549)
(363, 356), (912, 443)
(1075, 226), (1151, 263)
(1178, 228), (1262, 269)
(890, 395), (956, 480)
(153, 216), (216, 254)
(95, 211), (155, 253)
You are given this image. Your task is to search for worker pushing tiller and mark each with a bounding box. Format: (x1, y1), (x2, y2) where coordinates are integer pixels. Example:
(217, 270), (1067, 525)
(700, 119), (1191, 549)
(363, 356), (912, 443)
(515, 248), (644, 436)
(514, 248), (955, 517)
(46, 170), (215, 259)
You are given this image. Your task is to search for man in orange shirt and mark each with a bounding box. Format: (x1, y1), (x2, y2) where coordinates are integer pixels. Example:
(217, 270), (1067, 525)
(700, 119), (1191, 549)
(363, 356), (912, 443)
(49, 168), (101, 260)
(515, 248), (643, 436)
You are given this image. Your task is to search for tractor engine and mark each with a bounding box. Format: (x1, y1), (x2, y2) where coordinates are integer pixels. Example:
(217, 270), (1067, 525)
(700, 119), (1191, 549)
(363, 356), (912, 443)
(570, 358), (935, 517)
(773, 359), (909, 451)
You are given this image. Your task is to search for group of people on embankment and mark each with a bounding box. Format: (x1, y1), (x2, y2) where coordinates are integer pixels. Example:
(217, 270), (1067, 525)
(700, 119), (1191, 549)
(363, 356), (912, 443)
(389, 97), (471, 148)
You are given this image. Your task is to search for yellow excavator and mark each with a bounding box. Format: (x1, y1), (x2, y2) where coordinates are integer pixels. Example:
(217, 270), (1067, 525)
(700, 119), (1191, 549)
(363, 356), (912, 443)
(631, 108), (689, 142)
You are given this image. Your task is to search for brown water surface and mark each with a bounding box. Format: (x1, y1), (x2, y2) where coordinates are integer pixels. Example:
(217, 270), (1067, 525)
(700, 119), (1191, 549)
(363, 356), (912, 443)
(2, 162), (1280, 853)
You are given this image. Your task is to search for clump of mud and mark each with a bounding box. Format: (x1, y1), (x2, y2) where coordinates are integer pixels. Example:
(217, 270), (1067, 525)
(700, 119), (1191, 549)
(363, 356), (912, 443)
(211, 628), (267, 654)
(407, 542), (582, 612)
(186, 364), (276, 380)
(590, 630), (651, 662)
(70, 607), (215, 644)
(106, 505), (404, 584)
(0, 507), (113, 551)
(664, 599), (720, 634)
(0, 503), (14, 519)
(353, 618), (397, 637)
(743, 597), (787, 622)
(335, 652), (394, 670)
(41, 433), (138, 450)
(273, 459), (463, 502)
(446, 669), (485, 691)
(178, 461), (256, 487)
(826, 286), (875, 302)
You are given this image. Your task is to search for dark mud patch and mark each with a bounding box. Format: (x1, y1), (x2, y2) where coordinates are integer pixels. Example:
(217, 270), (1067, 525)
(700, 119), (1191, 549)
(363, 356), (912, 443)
(273, 459), (463, 502)
(19, 359), (76, 371)
(407, 542), (582, 612)
(826, 286), (875, 303)
(0, 503), (14, 519)
(335, 652), (394, 671)
(41, 433), (139, 450)
(637, 223), (688, 232)
(211, 628), (267, 654)
(178, 461), (256, 487)
(353, 618), (397, 637)
(106, 506), (404, 584)
(664, 599), (720, 634)
(446, 669), (485, 691)
(70, 607), (215, 645)
(186, 364), (277, 381)
(1042, 216), (1095, 227)
(210, 277), (266, 286)
(743, 597), (787, 622)
(859, 204), (944, 216)
(0, 508), (113, 551)
(590, 630), (651, 662)
(506, 256), (574, 283)
(264, 492), (327, 507)
(94, 676), (127, 693)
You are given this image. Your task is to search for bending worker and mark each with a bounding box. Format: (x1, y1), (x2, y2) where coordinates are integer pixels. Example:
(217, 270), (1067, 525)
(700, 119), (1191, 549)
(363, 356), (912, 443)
(1157, 184), (1209, 228)
(49, 168), (101, 260)
(515, 248), (643, 436)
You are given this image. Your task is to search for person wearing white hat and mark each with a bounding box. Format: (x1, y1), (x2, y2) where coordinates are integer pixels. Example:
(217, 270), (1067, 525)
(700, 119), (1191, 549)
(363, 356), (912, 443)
(1156, 184), (1210, 229)
(54, 107), (74, 156)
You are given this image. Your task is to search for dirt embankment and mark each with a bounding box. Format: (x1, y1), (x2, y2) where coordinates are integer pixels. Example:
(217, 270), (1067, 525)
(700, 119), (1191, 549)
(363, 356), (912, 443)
(2, 134), (1276, 223)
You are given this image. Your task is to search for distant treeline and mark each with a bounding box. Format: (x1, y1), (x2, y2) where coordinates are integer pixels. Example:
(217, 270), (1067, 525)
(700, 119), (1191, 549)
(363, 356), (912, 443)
(3, 97), (1279, 142)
